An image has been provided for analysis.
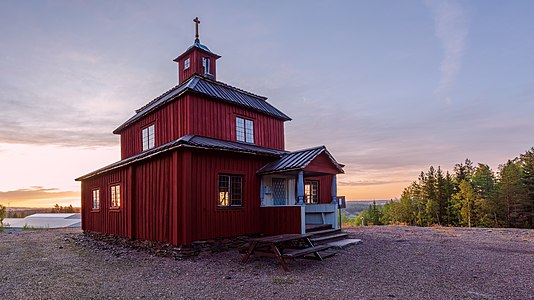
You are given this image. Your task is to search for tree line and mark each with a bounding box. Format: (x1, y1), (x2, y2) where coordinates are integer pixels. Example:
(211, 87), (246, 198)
(350, 148), (534, 229)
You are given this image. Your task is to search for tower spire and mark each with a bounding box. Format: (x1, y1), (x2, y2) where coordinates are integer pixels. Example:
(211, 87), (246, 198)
(193, 17), (200, 41)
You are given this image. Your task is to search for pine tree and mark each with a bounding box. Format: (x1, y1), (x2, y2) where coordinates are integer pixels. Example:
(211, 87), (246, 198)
(472, 164), (499, 227)
(498, 160), (528, 227)
(520, 149), (534, 228)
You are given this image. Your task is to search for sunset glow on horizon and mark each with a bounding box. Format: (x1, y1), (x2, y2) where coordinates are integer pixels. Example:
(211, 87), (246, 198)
(2, 1), (534, 208)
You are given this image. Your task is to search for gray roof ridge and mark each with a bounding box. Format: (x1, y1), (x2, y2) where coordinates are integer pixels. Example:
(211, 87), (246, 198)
(286, 145), (326, 154)
(197, 75), (268, 100)
(134, 76), (198, 113)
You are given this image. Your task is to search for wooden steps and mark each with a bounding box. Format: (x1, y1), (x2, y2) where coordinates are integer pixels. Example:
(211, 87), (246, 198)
(305, 224), (332, 232)
(307, 228), (341, 237)
(282, 244), (330, 260)
(310, 232), (349, 244)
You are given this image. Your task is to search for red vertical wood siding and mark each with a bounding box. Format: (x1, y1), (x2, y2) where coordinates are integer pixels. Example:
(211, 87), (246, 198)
(260, 206), (302, 235)
(81, 168), (131, 237)
(132, 152), (178, 244)
(83, 153), (183, 245)
(186, 96), (285, 150)
(119, 94), (285, 159)
(177, 49), (219, 84)
(305, 175), (333, 204)
(304, 153), (341, 175)
(189, 150), (272, 241)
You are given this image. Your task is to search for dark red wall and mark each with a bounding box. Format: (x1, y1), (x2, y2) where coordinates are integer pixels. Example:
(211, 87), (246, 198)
(260, 206), (302, 235)
(188, 150), (272, 241)
(81, 168), (132, 238)
(305, 175), (333, 204)
(119, 94), (285, 159)
(132, 152), (180, 244)
(305, 153), (340, 175)
(83, 148), (312, 245)
(176, 48), (219, 84)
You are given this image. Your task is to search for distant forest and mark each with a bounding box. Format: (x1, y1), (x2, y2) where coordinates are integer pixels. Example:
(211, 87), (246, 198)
(346, 148), (534, 229)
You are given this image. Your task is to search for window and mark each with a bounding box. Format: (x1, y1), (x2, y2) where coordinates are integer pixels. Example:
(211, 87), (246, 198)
(218, 174), (243, 207)
(184, 58), (190, 70)
(236, 117), (254, 144)
(92, 189), (100, 210)
(304, 180), (319, 204)
(142, 124), (155, 151)
(110, 185), (121, 208)
(202, 57), (210, 74)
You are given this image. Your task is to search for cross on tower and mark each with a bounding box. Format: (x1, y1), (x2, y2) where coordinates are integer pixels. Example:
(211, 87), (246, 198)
(193, 17), (200, 41)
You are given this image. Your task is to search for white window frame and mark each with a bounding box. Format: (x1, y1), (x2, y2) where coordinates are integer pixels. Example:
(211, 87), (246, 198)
(236, 117), (254, 144)
(142, 124), (155, 151)
(202, 57), (210, 74)
(304, 180), (319, 204)
(184, 58), (190, 70)
(218, 174), (243, 207)
(110, 185), (121, 208)
(92, 189), (100, 210)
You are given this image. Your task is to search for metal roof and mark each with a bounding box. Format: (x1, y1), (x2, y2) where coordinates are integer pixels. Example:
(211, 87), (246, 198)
(76, 135), (286, 181)
(174, 39), (221, 61)
(257, 146), (344, 175)
(185, 135), (287, 156)
(3, 213), (81, 229)
(113, 75), (291, 133)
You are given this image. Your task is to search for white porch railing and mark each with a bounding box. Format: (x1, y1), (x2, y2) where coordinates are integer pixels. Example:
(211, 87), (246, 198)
(304, 203), (339, 229)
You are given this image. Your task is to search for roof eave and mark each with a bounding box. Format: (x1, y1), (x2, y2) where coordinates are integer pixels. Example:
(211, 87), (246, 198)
(174, 46), (221, 62)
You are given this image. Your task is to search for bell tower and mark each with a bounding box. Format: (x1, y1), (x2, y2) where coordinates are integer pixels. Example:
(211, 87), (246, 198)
(174, 17), (221, 83)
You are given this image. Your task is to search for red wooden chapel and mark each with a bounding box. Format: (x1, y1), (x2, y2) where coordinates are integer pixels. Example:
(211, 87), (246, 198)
(76, 18), (345, 246)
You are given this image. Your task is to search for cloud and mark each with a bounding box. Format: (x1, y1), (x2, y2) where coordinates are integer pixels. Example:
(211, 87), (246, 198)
(0, 186), (79, 207)
(425, 0), (468, 101)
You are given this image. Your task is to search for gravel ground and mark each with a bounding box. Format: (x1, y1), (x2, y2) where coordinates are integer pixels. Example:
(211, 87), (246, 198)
(1, 226), (533, 299)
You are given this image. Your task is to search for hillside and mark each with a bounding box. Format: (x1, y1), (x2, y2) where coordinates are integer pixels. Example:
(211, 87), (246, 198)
(1, 226), (532, 299)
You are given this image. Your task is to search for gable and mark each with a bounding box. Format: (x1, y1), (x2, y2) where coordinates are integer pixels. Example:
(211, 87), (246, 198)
(304, 152), (342, 175)
(257, 146), (344, 175)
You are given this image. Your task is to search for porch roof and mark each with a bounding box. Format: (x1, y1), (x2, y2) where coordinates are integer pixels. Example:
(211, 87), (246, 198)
(257, 146), (344, 175)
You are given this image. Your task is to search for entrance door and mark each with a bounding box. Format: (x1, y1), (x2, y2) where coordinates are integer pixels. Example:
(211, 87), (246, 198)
(272, 178), (287, 205)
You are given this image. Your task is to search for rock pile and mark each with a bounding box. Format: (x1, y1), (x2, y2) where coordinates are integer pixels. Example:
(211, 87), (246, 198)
(64, 231), (254, 259)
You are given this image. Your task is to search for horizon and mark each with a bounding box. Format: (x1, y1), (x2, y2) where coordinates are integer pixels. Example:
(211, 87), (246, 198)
(2, 1), (534, 208)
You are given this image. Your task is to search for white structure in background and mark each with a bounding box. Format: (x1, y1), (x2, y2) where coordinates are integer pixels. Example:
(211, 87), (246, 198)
(3, 213), (81, 229)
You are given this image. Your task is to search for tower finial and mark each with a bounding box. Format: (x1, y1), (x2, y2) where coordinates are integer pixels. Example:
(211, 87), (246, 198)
(193, 17), (200, 41)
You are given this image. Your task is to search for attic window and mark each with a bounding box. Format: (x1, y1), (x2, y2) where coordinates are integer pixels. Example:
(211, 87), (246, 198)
(202, 57), (210, 74)
(142, 124), (155, 151)
(236, 117), (254, 144)
(184, 58), (190, 70)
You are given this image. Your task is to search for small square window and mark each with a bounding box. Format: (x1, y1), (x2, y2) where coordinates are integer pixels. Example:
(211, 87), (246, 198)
(218, 174), (243, 207)
(92, 189), (100, 210)
(142, 124), (155, 151)
(184, 58), (190, 70)
(110, 185), (121, 208)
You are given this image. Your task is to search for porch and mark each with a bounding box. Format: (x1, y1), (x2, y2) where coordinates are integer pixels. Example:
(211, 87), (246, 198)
(256, 146), (344, 235)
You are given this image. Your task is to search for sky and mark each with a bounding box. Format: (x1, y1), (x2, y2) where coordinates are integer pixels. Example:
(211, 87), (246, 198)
(1, 0), (534, 207)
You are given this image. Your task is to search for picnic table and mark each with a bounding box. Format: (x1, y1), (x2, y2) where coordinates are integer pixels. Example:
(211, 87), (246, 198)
(241, 233), (330, 271)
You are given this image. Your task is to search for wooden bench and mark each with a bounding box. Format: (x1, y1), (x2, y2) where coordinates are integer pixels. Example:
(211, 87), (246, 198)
(242, 233), (332, 271)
